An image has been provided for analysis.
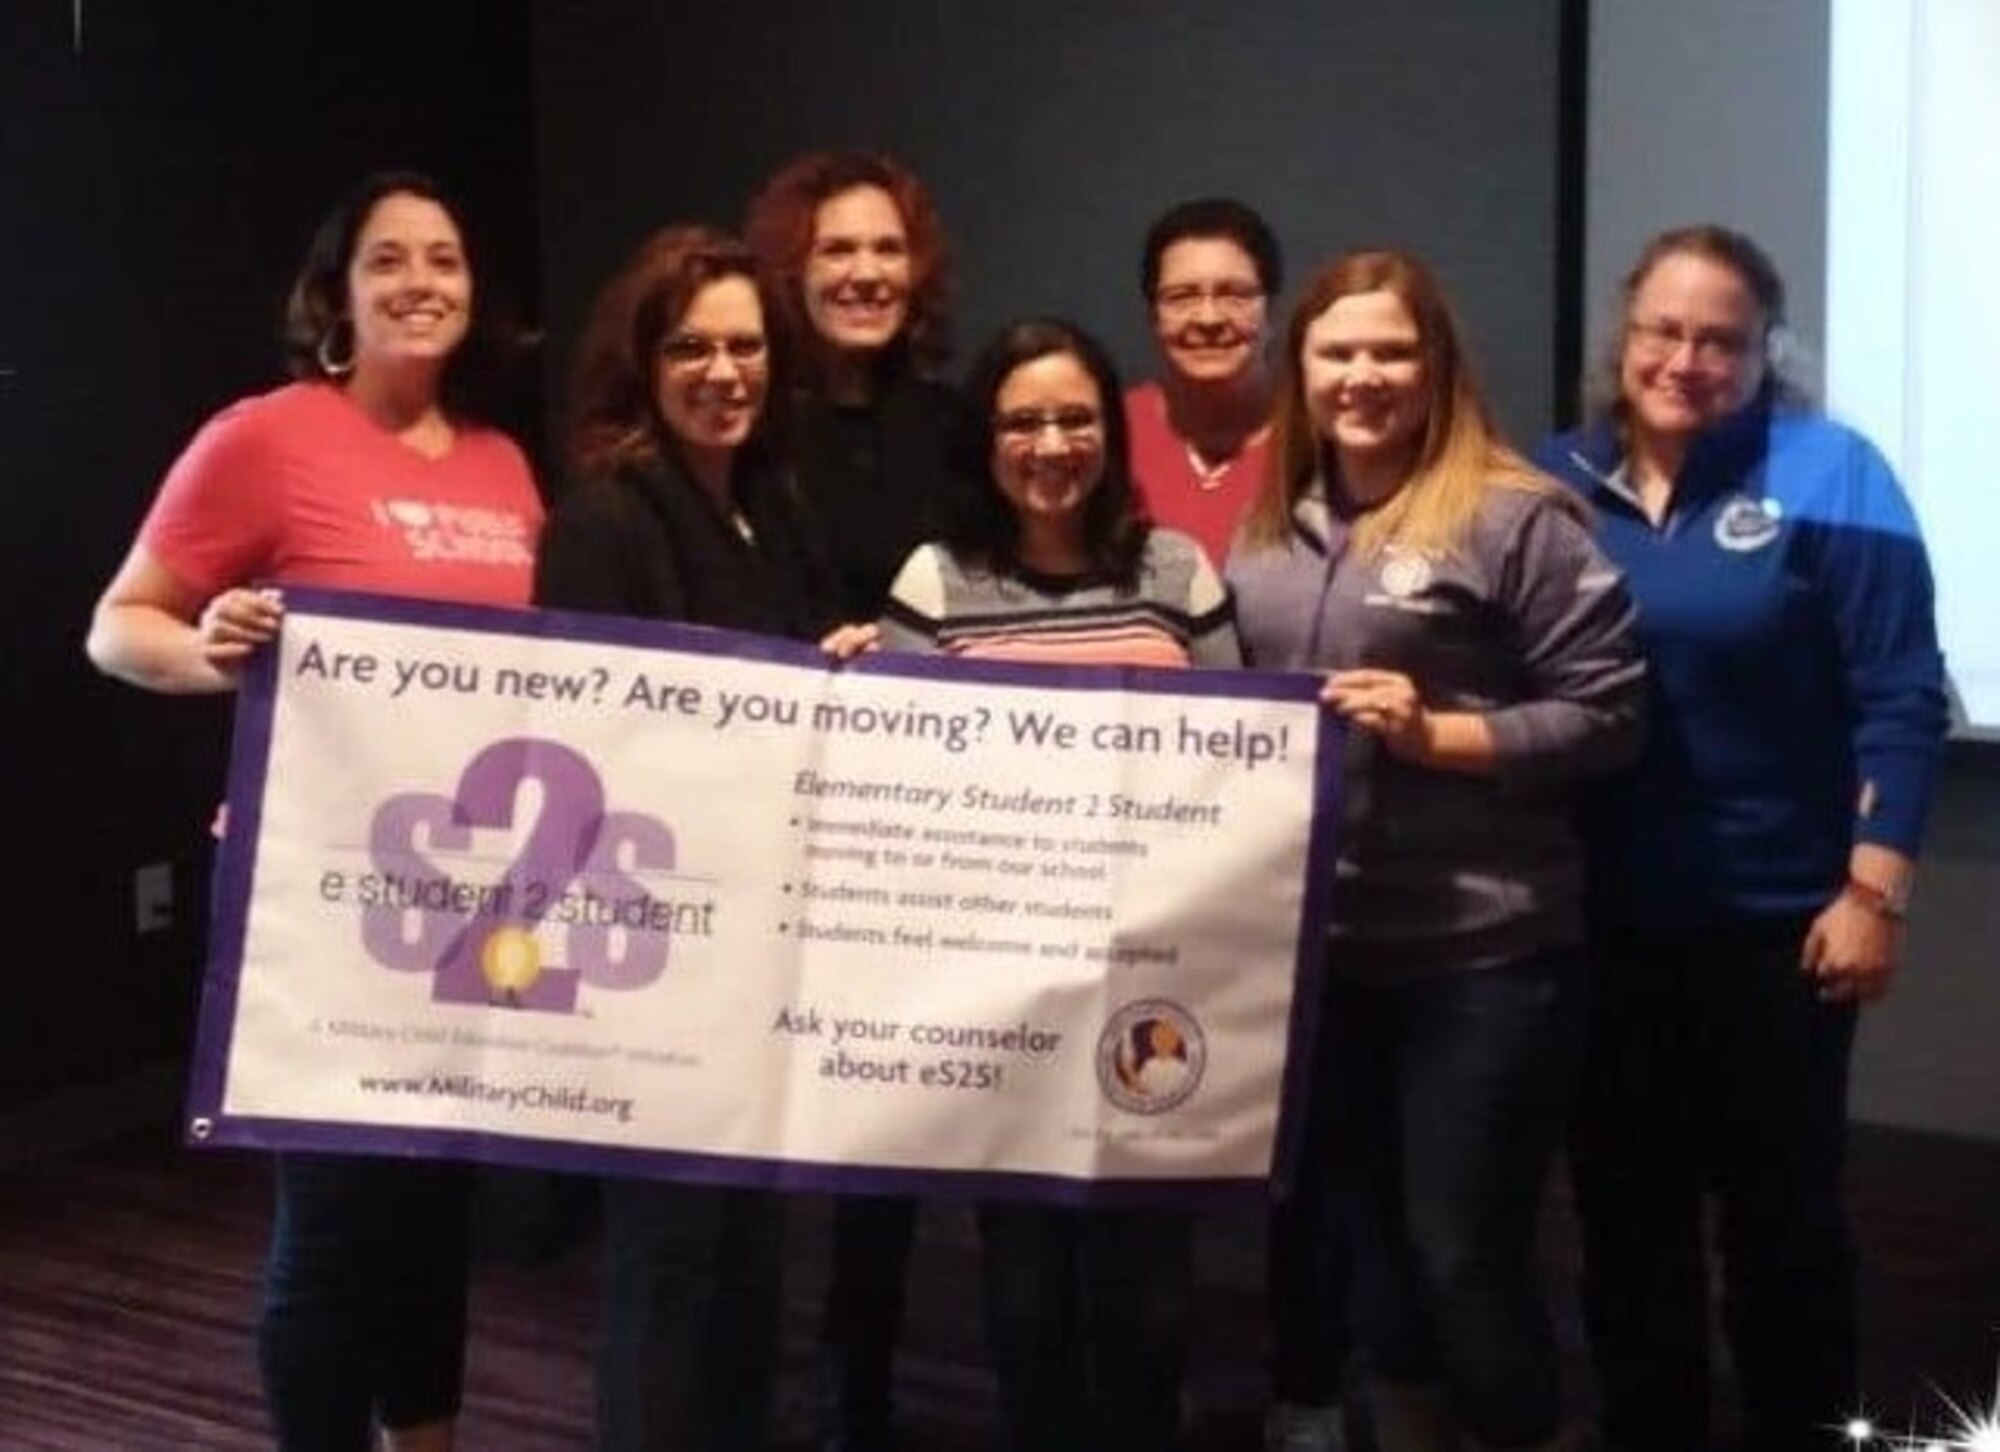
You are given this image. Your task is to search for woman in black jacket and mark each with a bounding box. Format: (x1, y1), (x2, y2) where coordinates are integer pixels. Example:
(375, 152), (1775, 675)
(535, 224), (839, 1452)
(744, 150), (963, 1452)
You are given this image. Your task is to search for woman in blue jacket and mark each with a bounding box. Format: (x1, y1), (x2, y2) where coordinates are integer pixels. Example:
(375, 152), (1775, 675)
(1533, 225), (1948, 1452)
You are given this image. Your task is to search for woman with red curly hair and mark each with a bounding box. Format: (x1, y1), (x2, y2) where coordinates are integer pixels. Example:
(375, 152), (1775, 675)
(744, 149), (964, 1452)
(744, 149), (963, 619)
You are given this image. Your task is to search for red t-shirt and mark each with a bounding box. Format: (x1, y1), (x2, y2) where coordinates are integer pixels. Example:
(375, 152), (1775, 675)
(140, 381), (543, 607)
(1123, 380), (1270, 571)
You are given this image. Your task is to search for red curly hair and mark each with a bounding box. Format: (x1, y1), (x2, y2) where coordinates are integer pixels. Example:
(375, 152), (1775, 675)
(742, 150), (954, 385)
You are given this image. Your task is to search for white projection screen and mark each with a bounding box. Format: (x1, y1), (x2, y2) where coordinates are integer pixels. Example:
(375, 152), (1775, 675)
(1827, 0), (1999, 737)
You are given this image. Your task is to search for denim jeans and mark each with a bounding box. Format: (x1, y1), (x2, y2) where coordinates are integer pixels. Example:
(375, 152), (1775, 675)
(978, 1202), (1192, 1452)
(1571, 915), (1858, 1452)
(595, 1178), (787, 1451)
(820, 1194), (920, 1448)
(1300, 951), (1580, 1449)
(256, 1152), (473, 1450)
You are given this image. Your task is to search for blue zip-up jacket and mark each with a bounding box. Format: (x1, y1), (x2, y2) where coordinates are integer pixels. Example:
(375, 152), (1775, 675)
(1533, 405), (1947, 930)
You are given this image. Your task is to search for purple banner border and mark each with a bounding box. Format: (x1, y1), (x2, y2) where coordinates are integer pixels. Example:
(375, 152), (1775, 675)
(185, 587), (1340, 1206)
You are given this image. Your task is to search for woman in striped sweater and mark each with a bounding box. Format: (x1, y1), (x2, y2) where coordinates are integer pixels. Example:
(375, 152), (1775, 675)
(878, 317), (1235, 1452)
(880, 318), (1235, 672)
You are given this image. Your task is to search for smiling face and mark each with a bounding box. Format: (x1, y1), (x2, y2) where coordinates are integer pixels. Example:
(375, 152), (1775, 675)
(803, 184), (912, 358)
(990, 350), (1107, 539)
(1620, 250), (1768, 447)
(1151, 235), (1269, 386)
(1301, 288), (1428, 485)
(652, 274), (769, 465)
(344, 191), (472, 372)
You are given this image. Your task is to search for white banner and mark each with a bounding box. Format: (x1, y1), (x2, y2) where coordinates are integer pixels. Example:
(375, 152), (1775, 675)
(189, 590), (1338, 1202)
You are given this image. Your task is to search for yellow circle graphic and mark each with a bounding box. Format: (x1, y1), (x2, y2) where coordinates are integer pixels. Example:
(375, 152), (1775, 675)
(480, 926), (543, 999)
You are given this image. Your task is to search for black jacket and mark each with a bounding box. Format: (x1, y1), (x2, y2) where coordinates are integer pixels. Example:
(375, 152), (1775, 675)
(535, 448), (840, 641)
(789, 374), (962, 619)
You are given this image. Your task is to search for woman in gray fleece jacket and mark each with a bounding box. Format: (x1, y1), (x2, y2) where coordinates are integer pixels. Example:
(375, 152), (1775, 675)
(1229, 250), (1643, 1452)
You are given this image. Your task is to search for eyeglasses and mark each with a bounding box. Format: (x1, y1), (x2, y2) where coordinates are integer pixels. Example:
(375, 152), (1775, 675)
(993, 407), (1103, 442)
(1625, 317), (1755, 365)
(659, 332), (769, 372)
(1154, 282), (1265, 319)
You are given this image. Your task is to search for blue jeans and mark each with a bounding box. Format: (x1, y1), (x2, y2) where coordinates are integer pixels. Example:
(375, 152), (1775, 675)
(594, 1177), (786, 1451)
(1301, 952), (1580, 1448)
(1571, 915), (1858, 1452)
(256, 1153), (473, 1450)
(978, 1202), (1192, 1452)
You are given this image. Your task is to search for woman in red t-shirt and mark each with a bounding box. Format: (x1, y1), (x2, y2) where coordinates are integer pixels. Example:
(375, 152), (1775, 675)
(87, 171), (542, 1452)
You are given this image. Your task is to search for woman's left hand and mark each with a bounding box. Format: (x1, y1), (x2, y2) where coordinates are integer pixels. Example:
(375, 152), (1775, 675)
(1800, 892), (1901, 1004)
(1323, 668), (1431, 761)
(820, 622), (880, 661)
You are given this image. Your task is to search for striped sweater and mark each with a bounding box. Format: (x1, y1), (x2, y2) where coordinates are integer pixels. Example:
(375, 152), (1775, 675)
(878, 528), (1239, 669)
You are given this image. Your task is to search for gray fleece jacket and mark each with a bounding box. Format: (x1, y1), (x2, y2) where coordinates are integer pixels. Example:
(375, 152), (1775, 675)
(1227, 483), (1644, 980)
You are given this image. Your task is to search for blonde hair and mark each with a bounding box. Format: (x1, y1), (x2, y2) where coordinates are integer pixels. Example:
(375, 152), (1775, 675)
(1241, 249), (1560, 559)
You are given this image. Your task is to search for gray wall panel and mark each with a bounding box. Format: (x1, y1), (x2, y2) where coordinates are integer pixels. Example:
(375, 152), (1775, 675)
(533, 1), (1565, 441)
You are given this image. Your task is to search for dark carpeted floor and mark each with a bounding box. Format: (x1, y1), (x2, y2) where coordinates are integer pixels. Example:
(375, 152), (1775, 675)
(0, 1123), (1994, 1449)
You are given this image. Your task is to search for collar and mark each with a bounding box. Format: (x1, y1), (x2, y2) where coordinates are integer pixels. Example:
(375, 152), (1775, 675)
(1288, 478), (1336, 557)
(1566, 401), (1773, 511)
(628, 444), (763, 531)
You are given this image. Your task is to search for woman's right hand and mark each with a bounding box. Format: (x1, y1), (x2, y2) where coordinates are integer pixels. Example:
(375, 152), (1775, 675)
(87, 543), (281, 695)
(197, 586), (285, 669)
(819, 622), (880, 661)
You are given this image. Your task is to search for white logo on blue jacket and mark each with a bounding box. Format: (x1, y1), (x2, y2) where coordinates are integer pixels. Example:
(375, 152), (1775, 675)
(1714, 494), (1784, 552)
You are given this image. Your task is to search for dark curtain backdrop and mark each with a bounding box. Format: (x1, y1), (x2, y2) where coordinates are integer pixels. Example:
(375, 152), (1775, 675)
(0, 1), (540, 1116)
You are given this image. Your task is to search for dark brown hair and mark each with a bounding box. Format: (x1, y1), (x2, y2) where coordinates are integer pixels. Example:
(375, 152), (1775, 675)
(564, 225), (789, 482)
(1138, 196), (1283, 300)
(280, 170), (519, 422)
(945, 317), (1147, 587)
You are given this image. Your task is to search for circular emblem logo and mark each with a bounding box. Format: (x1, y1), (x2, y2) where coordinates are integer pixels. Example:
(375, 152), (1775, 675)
(1377, 548), (1433, 598)
(1096, 999), (1206, 1115)
(1714, 494), (1783, 552)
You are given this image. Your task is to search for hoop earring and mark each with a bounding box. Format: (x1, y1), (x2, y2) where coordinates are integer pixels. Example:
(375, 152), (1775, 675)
(316, 320), (355, 378)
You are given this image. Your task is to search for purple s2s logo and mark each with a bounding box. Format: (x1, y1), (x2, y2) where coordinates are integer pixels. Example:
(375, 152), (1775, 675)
(361, 738), (676, 1013)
